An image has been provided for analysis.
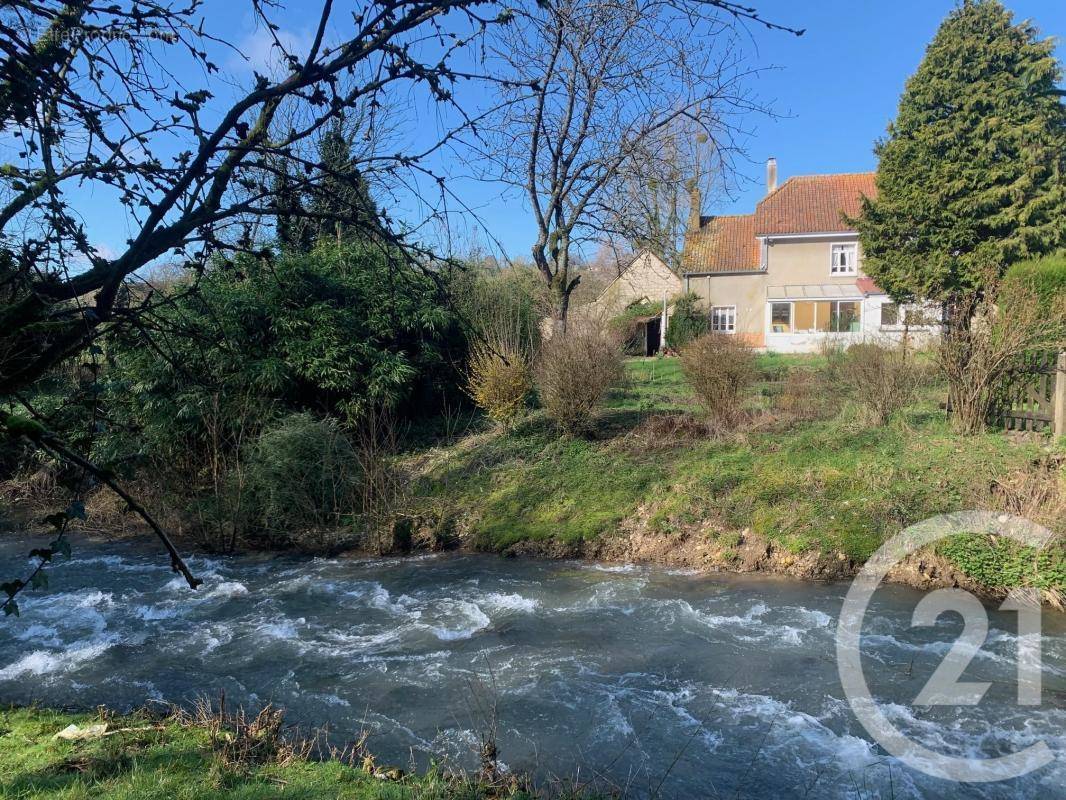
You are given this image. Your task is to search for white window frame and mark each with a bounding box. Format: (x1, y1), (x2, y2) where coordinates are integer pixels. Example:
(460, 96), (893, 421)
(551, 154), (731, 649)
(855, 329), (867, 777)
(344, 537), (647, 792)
(766, 299), (862, 335)
(710, 305), (736, 334)
(879, 302), (901, 329)
(830, 243), (858, 275)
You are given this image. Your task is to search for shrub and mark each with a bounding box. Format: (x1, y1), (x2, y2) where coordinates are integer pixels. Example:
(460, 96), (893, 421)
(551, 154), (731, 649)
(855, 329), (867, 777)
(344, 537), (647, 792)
(679, 333), (757, 423)
(1005, 254), (1066, 317)
(770, 368), (838, 423)
(818, 337), (848, 382)
(244, 412), (362, 546)
(940, 275), (1066, 434)
(466, 342), (532, 427)
(535, 325), (624, 435)
(665, 293), (707, 351)
(841, 342), (930, 424)
(609, 300), (661, 353)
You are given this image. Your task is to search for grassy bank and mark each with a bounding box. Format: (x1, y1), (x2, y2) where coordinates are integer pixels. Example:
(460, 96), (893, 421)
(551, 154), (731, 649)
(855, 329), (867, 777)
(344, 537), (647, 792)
(407, 356), (1065, 590)
(0, 706), (571, 800)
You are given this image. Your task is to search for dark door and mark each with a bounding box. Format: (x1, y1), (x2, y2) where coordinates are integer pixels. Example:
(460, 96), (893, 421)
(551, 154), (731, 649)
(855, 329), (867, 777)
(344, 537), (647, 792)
(645, 317), (661, 356)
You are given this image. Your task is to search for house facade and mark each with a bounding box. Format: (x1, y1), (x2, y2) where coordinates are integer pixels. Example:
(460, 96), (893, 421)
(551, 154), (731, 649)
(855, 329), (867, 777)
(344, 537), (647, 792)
(681, 160), (937, 353)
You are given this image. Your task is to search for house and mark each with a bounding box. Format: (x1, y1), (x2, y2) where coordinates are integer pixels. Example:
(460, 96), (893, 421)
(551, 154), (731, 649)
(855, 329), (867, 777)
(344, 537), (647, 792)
(584, 250), (682, 355)
(681, 159), (937, 353)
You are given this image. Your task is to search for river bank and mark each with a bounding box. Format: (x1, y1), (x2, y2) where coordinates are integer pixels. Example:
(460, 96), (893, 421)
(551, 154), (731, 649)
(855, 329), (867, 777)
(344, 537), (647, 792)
(0, 705), (555, 800)
(4, 357), (1063, 606)
(402, 358), (1065, 603)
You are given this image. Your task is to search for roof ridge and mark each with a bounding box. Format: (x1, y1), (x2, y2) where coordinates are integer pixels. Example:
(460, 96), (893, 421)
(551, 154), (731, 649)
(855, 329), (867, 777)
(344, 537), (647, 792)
(785, 171), (876, 180)
(755, 176), (793, 207)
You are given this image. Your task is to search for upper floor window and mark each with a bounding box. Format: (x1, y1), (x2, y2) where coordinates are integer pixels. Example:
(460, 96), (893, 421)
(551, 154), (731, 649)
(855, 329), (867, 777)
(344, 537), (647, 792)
(830, 243), (857, 275)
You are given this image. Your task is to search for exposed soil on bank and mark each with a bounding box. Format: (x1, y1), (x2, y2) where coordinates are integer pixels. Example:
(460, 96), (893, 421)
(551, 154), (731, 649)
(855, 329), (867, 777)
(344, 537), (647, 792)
(487, 526), (1007, 601)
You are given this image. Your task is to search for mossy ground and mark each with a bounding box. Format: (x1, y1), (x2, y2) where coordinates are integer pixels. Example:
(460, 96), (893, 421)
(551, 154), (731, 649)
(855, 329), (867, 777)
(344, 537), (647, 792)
(410, 356), (1064, 586)
(0, 707), (564, 800)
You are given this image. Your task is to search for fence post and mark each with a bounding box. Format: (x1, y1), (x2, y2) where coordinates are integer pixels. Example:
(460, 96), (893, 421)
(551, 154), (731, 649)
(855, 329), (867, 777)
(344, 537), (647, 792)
(1055, 351), (1066, 439)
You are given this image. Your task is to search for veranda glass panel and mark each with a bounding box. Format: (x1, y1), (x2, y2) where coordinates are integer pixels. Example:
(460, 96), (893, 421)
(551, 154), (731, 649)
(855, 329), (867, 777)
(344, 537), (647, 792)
(833, 301), (861, 332)
(771, 302), (792, 333)
(793, 301), (817, 332)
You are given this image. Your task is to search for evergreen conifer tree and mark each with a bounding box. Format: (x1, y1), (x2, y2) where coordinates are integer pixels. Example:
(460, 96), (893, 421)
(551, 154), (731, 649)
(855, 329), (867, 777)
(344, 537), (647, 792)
(853, 0), (1066, 303)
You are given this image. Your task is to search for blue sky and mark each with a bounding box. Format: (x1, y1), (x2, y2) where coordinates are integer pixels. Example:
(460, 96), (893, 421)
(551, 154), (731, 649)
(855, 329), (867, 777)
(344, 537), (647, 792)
(42, 1), (1066, 265)
(701, 0), (1066, 219)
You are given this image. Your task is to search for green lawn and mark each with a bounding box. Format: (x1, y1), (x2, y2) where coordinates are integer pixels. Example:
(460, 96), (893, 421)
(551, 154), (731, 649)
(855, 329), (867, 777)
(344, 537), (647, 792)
(0, 707), (567, 800)
(609, 354), (825, 413)
(409, 355), (1064, 586)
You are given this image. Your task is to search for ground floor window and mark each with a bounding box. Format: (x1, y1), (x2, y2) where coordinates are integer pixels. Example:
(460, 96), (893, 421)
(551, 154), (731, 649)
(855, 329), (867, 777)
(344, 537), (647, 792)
(880, 302), (900, 327)
(771, 302), (792, 333)
(711, 305), (736, 333)
(768, 300), (861, 334)
(880, 302), (939, 328)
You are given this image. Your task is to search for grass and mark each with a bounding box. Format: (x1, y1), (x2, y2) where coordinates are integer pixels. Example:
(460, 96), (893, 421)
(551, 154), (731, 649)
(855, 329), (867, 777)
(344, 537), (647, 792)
(0, 706), (575, 800)
(409, 355), (1065, 585)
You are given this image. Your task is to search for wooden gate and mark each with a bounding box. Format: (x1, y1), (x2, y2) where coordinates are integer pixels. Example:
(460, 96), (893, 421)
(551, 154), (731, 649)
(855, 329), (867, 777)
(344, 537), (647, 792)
(988, 350), (1066, 435)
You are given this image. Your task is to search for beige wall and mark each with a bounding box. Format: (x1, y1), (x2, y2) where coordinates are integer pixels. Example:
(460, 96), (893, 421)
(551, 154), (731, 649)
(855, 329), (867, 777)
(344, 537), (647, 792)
(681, 236), (876, 350)
(589, 252), (681, 320)
(683, 272), (767, 347)
(765, 236), (864, 286)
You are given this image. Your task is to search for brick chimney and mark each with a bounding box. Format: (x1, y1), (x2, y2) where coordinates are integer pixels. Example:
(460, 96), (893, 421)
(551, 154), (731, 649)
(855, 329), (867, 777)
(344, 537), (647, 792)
(766, 157), (778, 195)
(687, 179), (702, 231)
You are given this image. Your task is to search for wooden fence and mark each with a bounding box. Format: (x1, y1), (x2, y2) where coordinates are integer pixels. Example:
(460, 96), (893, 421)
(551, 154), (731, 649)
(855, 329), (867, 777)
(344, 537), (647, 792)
(987, 350), (1066, 436)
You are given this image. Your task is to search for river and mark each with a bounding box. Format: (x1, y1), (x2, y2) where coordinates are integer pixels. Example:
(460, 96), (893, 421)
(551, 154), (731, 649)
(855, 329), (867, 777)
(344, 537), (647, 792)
(1, 536), (1064, 798)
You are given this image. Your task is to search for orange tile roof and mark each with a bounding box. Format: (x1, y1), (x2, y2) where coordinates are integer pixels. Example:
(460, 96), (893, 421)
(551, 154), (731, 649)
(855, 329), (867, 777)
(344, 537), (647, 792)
(754, 172), (877, 235)
(682, 213), (760, 273)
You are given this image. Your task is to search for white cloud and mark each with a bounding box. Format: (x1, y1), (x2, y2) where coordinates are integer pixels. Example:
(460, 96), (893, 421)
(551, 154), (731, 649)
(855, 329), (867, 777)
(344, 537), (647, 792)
(229, 24), (313, 77)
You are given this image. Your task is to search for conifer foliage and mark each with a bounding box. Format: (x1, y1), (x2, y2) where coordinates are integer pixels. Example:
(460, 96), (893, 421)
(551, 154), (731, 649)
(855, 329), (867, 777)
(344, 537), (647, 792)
(853, 0), (1066, 303)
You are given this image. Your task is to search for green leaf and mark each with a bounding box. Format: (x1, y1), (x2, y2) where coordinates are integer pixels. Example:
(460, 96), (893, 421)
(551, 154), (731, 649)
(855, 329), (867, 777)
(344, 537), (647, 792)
(3, 600), (19, 617)
(50, 538), (71, 559)
(30, 571), (48, 590)
(28, 548), (53, 562)
(66, 501), (86, 520)
(1, 580), (24, 598)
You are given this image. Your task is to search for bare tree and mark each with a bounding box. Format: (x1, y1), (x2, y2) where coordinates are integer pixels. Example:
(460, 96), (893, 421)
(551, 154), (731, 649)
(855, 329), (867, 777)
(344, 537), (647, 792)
(483, 0), (800, 329)
(602, 117), (721, 271)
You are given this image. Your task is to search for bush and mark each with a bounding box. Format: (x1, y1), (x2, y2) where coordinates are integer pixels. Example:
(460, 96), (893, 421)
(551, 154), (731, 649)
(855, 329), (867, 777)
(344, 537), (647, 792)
(466, 343), (532, 427)
(841, 342), (930, 424)
(941, 276), (1066, 434)
(535, 325), (624, 435)
(679, 333), (757, 423)
(770, 368), (839, 423)
(609, 300), (661, 353)
(818, 338), (848, 382)
(244, 412), (362, 546)
(1005, 254), (1066, 317)
(665, 293), (707, 351)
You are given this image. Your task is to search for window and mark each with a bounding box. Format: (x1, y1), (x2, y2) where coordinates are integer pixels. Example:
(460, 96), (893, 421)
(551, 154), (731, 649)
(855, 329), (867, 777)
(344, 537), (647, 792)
(904, 306), (938, 327)
(771, 302), (792, 333)
(770, 300), (861, 334)
(880, 303), (900, 327)
(830, 243), (858, 275)
(711, 305), (736, 333)
(832, 301), (861, 332)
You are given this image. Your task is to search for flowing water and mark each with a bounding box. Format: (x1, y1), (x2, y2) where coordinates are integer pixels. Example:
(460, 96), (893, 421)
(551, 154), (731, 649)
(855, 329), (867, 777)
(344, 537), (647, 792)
(2, 536), (1065, 799)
